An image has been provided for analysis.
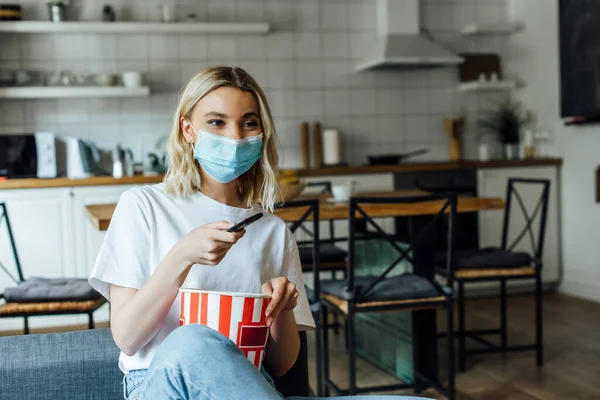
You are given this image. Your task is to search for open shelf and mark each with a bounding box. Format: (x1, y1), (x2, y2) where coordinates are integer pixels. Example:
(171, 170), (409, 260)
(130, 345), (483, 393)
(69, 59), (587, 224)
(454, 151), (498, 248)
(457, 81), (517, 93)
(0, 21), (270, 34)
(0, 86), (151, 99)
(460, 22), (524, 36)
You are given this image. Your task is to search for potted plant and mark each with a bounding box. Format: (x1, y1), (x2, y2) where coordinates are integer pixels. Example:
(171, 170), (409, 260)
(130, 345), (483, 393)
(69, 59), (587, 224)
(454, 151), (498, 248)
(479, 99), (533, 160)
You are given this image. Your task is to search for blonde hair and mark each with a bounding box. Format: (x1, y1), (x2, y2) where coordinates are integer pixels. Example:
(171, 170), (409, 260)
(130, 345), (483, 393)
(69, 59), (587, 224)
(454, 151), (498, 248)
(163, 66), (280, 212)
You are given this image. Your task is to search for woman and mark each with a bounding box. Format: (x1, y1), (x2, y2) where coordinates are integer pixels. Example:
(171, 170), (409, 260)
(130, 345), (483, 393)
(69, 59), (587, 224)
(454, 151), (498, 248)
(89, 66), (423, 400)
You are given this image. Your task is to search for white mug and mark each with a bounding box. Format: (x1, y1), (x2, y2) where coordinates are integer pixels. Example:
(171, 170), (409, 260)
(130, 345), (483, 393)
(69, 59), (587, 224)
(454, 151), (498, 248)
(122, 72), (143, 88)
(331, 185), (350, 202)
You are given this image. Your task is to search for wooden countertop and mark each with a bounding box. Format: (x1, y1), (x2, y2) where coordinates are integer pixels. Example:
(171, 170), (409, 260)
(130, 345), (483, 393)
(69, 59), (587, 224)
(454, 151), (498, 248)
(0, 158), (562, 190)
(0, 175), (164, 190)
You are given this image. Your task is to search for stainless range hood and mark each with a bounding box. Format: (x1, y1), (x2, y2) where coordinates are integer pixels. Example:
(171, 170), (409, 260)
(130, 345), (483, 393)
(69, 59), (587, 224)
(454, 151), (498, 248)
(354, 0), (463, 71)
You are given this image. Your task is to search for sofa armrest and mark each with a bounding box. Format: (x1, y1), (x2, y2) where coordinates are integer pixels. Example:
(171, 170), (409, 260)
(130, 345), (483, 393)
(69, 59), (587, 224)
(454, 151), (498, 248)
(0, 328), (122, 400)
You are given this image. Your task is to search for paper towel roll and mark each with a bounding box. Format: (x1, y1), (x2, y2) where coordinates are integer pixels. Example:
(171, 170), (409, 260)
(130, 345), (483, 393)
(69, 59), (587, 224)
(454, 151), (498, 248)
(322, 129), (342, 165)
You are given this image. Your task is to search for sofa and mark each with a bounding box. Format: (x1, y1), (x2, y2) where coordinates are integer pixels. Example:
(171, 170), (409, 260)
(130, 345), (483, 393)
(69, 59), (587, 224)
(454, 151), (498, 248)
(0, 328), (309, 399)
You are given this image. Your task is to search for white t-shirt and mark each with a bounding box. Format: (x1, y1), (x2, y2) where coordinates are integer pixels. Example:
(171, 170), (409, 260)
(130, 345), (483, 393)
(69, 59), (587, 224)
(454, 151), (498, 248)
(88, 183), (315, 374)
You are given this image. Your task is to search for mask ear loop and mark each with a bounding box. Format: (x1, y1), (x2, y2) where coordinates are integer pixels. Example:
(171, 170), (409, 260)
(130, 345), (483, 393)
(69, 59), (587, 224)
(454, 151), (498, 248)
(186, 119), (198, 153)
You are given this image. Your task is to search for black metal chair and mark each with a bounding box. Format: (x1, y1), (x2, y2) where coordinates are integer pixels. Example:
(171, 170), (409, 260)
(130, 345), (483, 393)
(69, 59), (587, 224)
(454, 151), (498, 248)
(275, 198), (325, 396)
(294, 181), (347, 337)
(320, 193), (457, 399)
(297, 181), (348, 275)
(271, 330), (311, 398)
(437, 178), (550, 371)
(0, 203), (105, 334)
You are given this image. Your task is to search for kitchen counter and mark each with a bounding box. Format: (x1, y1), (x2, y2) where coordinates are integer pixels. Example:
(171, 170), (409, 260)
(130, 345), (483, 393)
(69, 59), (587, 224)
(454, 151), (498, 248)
(0, 158), (562, 190)
(293, 158), (563, 177)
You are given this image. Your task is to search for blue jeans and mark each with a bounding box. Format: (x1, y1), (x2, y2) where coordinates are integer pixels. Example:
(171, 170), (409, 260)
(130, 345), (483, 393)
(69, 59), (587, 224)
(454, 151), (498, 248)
(123, 324), (427, 399)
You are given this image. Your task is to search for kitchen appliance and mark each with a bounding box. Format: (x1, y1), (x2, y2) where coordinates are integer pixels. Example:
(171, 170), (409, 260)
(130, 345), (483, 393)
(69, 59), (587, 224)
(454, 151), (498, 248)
(63, 137), (111, 179)
(111, 145), (134, 178)
(0, 133), (59, 178)
(354, 0), (463, 71)
(367, 148), (429, 165)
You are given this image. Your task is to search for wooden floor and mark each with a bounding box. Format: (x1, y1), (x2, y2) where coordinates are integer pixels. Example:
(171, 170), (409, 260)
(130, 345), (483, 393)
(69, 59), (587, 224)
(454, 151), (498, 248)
(3, 293), (600, 399)
(305, 293), (600, 400)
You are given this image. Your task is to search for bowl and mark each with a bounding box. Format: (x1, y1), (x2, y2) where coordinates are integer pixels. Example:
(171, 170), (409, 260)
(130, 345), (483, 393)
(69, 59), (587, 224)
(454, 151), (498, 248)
(277, 182), (307, 202)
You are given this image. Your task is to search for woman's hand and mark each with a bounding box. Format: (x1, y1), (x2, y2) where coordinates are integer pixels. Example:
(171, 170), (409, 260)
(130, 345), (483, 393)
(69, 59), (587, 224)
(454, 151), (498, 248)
(262, 277), (299, 327)
(175, 221), (245, 267)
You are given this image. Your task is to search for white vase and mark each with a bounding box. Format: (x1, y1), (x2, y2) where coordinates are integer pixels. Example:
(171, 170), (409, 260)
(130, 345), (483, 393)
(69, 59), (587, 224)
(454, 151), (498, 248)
(504, 144), (519, 160)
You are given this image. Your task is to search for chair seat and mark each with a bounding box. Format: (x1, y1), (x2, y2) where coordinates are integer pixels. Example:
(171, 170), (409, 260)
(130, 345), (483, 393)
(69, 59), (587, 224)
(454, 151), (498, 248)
(299, 244), (347, 264)
(0, 298), (106, 316)
(305, 286), (316, 304)
(303, 286), (321, 314)
(321, 274), (441, 302)
(437, 247), (533, 270)
(3, 277), (102, 303)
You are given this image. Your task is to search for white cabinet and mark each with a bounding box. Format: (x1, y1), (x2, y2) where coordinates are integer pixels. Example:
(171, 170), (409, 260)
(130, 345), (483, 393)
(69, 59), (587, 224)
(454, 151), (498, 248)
(0, 188), (78, 330)
(477, 166), (561, 284)
(0, 188), (74, 294)
(71, 185), (139, 279)
(0, 184), (137, 330)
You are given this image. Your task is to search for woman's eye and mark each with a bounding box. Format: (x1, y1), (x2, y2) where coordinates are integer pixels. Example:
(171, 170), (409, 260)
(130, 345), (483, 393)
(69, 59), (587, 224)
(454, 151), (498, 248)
(208, 119), (225, 127)
(243, 120), (258, 128)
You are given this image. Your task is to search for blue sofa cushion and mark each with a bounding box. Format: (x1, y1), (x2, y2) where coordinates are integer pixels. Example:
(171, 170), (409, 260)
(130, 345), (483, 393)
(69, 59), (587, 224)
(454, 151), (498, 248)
(0, 328), (122, 400)
(0, 327), (310, 399)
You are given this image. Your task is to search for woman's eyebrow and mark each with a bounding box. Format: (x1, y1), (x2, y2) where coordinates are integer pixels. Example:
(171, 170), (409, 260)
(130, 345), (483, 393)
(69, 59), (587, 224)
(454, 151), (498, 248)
(242, 111), (259, 119)
(204, 111), (228, 118)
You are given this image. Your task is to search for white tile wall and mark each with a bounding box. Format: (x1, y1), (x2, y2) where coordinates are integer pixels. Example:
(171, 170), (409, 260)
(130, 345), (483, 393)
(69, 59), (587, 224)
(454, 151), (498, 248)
(0, 0), (510, 168)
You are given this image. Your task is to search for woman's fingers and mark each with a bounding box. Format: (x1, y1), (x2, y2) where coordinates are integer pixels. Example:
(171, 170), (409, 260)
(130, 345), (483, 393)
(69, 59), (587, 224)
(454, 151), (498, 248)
(203, 221), (235, 230)
(262, 281), (274, 297)
(202, 246), (231, 264)
(211, 229), (245, 244)
(265, 279), (298, 326)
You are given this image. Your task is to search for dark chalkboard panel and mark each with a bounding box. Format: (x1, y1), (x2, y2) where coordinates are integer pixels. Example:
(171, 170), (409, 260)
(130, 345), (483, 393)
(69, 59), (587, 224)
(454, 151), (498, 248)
(560, 0), (600, 119)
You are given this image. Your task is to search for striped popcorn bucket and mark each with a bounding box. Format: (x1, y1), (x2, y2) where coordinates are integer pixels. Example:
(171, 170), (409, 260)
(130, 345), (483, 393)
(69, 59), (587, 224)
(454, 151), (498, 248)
(179, 289), (271, 369)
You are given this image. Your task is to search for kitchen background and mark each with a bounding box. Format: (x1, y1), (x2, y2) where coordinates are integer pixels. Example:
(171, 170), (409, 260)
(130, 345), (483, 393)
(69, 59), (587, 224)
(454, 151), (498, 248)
(0, 0), (516, 170)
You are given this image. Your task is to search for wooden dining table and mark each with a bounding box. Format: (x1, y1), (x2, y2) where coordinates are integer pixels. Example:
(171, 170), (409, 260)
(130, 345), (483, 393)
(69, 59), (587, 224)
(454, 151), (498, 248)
(86, 190), (504, 231)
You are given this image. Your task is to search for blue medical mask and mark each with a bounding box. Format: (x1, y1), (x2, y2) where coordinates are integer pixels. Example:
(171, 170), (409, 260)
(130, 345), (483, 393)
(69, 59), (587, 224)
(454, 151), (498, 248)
(189, 122), (263, 183)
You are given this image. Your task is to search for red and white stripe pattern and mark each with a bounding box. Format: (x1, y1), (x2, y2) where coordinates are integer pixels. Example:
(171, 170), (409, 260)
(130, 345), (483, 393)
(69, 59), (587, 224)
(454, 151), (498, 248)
(179, 291), (270, 369)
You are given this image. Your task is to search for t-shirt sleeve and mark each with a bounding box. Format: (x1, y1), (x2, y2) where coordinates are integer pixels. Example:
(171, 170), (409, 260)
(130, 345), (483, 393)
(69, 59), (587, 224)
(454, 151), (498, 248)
(88, 189), (151, 301)
(283, 228), (316, 332)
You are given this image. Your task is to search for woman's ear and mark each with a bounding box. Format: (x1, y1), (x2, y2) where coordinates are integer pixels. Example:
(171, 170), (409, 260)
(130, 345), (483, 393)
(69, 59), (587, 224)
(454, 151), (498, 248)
(181, 118), (195, 145)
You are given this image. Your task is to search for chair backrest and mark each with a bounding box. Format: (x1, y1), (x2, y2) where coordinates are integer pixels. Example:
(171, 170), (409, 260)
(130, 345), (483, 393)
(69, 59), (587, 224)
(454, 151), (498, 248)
(501, 178), (551, 261)
(273, 199), (319, 396)
(347, 193), (457, 300)
(0, 203), (24, 292)
(276, 199), (320, 296)
(301, 181), (336, 241)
